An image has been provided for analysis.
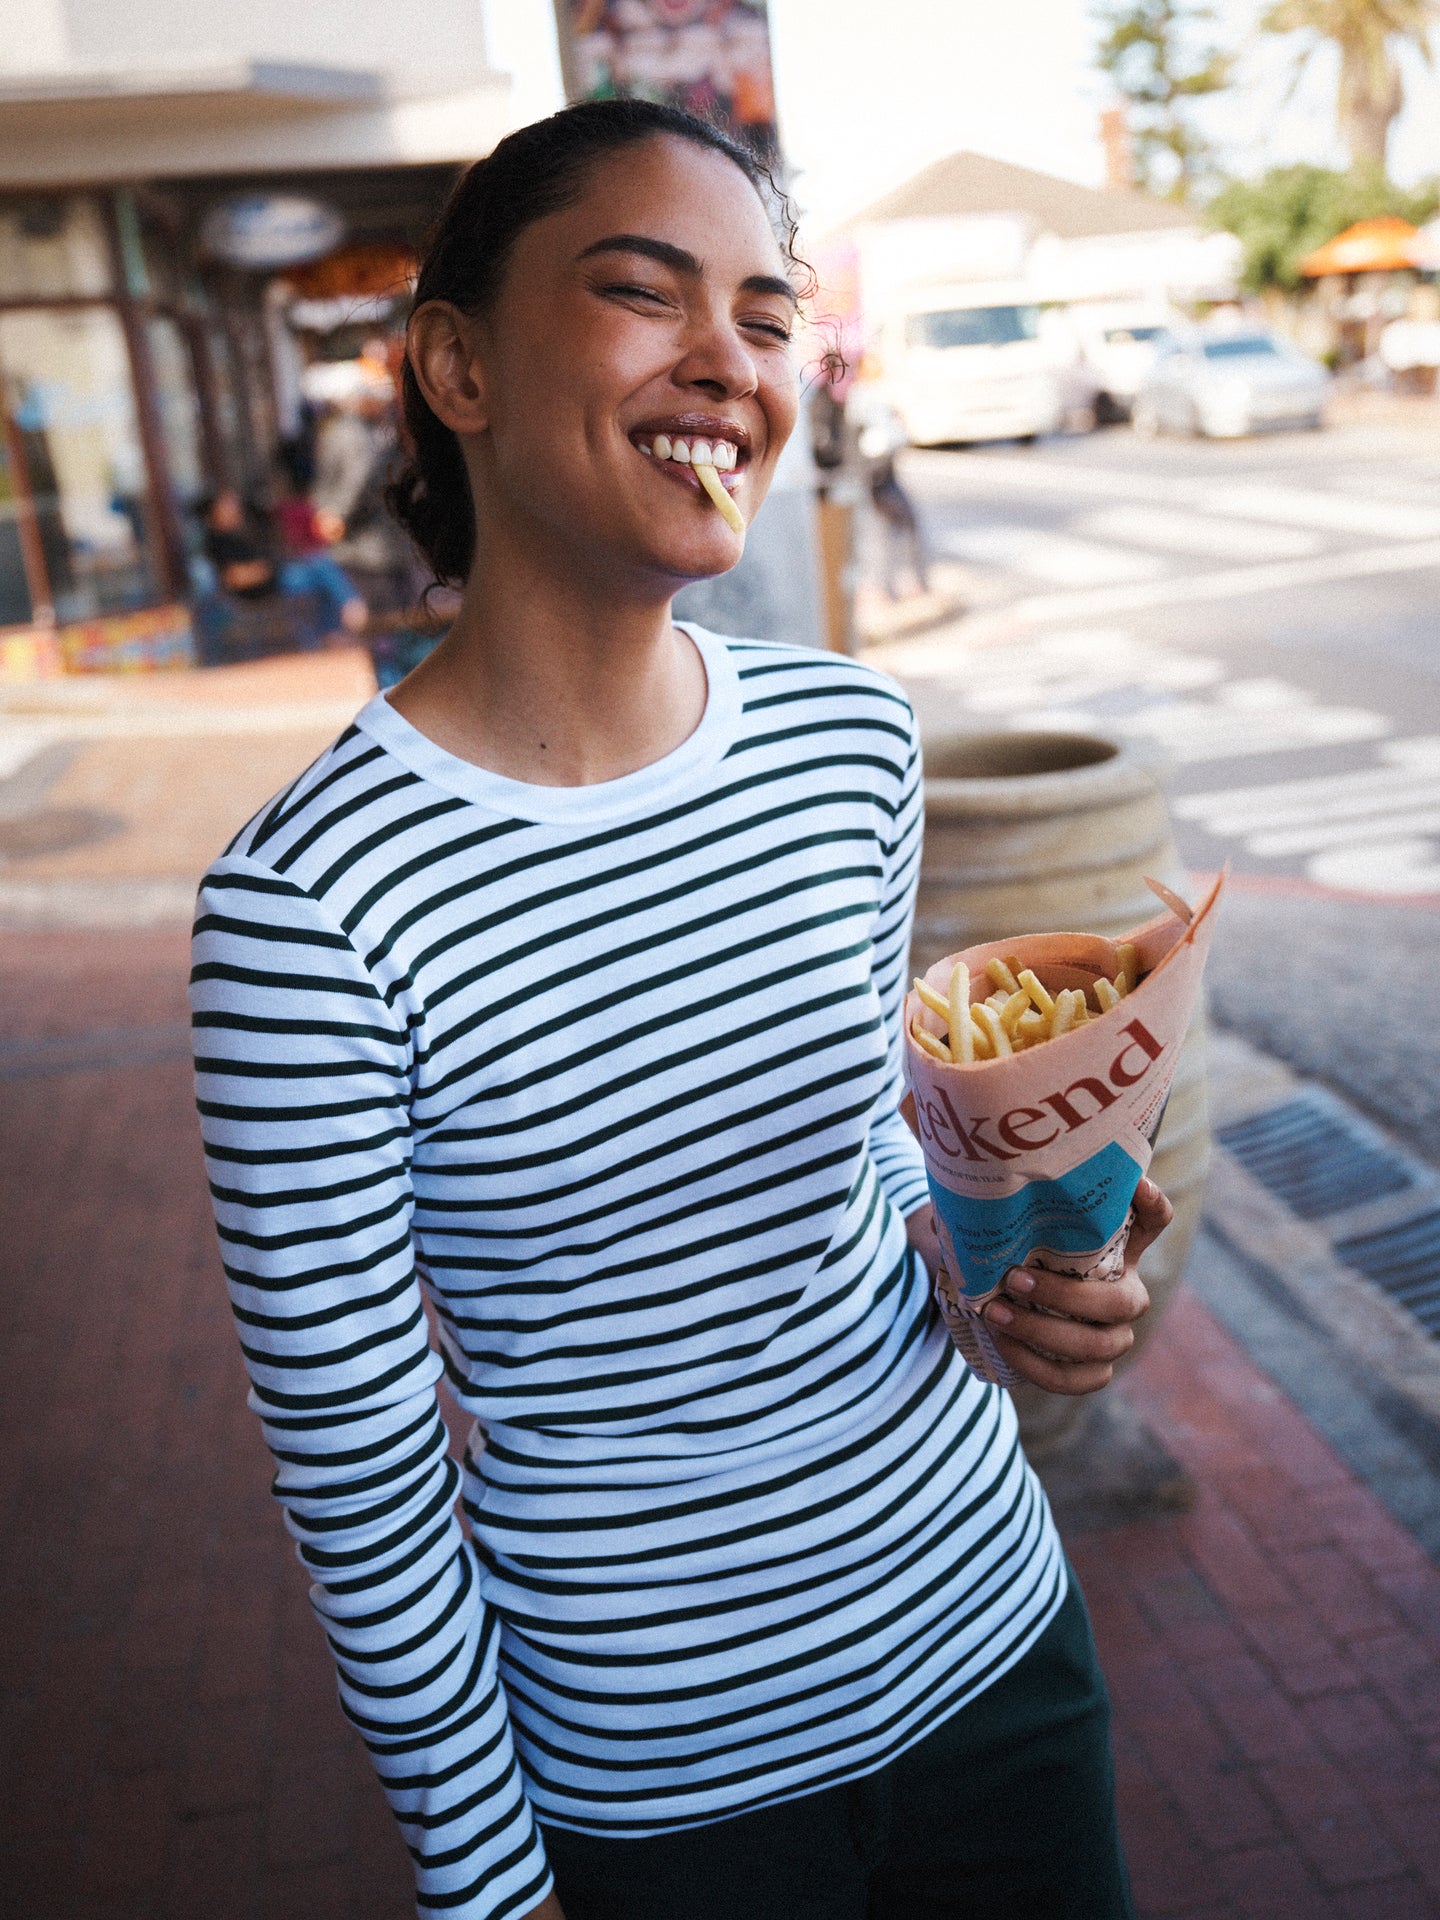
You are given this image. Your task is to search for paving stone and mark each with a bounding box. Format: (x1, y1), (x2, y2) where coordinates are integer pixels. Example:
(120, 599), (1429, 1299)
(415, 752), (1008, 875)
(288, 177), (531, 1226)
(1209, 1841), (1333, 1919)
(8, 927), (1440, 1920)
(1187, 1653), (1315, 1766)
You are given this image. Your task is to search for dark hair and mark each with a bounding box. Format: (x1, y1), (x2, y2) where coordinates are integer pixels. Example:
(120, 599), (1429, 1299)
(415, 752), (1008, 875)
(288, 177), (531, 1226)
(386, 99), (803, 590)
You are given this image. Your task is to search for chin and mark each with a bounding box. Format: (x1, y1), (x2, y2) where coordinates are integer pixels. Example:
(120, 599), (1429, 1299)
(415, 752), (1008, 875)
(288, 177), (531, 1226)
(642, 529), (746, 588)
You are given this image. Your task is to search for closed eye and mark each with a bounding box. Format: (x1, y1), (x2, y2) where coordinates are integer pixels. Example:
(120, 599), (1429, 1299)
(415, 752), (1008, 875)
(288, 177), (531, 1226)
(598, 281), (673, 308)
(744, 317), (794, 344)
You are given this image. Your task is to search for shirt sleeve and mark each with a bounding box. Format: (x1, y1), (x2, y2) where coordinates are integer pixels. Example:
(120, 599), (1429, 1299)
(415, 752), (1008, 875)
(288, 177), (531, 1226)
(866, 699), (931, 1220)
(191, 855), (551, 1920)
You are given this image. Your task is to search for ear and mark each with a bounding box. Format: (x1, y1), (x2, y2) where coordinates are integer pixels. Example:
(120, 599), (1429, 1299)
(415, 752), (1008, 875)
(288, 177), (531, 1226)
(407, 300), (490, 435)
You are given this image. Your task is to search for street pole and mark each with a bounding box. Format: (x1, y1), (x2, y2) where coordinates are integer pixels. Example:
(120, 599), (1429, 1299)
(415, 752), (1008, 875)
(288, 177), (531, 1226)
(549, 0), (830, 649)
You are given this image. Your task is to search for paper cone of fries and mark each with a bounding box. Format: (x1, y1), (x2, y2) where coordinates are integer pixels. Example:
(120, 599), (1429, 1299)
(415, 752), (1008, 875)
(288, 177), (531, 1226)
(903, 872), (1225, 1388)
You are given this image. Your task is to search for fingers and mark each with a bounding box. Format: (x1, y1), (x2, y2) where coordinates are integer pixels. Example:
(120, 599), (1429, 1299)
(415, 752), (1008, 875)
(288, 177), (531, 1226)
(1126, 1177), (1174, 1263)
(1001, 1265), (1150, 1328)
(985, 1293), (1138, 1370)
(985, 1326), (1120, 1396)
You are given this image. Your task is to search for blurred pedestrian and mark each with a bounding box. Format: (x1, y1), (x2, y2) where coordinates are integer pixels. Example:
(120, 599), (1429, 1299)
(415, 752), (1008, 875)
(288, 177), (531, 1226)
(853, 387), (929, 597)
(199, 487), (367, 644)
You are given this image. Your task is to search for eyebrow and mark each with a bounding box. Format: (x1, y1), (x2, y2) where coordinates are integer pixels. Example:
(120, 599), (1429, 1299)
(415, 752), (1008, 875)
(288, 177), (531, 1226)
(576, 233), (798, 307)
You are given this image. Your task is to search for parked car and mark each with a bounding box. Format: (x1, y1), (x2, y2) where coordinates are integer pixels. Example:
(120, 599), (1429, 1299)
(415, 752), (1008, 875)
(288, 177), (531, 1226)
(1067, 303), (1180, 421)
(1131, 331), (1328, 439)
(877, 283), (1064, 446)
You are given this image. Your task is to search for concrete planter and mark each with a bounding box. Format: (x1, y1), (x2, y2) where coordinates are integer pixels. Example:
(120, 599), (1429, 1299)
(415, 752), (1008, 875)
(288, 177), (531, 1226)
(915, 727), (1210, 1464)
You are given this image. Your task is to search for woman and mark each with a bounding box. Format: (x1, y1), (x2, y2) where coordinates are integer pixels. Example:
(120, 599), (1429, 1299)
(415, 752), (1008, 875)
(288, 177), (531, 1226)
(191, 101), (1169, 1920)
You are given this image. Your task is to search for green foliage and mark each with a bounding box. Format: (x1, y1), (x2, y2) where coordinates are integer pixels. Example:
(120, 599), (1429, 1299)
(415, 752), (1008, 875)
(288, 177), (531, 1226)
(1093, 0), (1234, 199)
(1207, 164), (1440, 289)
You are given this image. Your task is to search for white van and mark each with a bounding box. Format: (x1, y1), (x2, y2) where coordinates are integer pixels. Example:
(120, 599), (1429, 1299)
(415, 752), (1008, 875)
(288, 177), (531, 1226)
(877, 283), (1064, 446)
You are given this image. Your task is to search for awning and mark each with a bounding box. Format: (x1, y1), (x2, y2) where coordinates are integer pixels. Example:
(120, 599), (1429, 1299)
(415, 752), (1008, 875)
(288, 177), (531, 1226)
(0, 61), (513, 187)
(1300, 217), (1421, 277)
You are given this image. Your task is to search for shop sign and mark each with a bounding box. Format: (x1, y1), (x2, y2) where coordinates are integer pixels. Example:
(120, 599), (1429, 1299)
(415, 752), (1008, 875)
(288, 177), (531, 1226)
(554, 0), (779, 160)
(200, 195), (345, 271)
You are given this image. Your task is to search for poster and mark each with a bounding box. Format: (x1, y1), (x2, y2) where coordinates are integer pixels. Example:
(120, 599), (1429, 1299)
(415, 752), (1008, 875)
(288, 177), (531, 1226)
(555, 0), (780, 162)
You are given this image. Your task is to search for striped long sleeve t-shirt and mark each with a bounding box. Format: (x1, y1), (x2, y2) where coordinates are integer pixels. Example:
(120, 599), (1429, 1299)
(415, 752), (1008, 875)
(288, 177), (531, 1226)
(190, 626), (1064, 1920)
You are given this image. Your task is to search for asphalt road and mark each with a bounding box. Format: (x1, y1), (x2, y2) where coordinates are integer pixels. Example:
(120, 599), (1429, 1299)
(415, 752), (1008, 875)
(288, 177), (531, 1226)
(875, 409), (1440, 1161)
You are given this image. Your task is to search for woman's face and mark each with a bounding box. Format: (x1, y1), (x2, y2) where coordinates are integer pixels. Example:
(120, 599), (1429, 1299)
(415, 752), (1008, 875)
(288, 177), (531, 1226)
(418, 134), (801, 591)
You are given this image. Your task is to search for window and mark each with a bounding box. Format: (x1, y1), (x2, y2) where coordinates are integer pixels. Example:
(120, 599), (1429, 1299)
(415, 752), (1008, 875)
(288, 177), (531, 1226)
(0, 308), (160, 622)
(0, 198), (112, 301)
(0, 430), (33, 626)
(145, 315), (205, 511)
(1202, 336), (1281, 360)
(906, 305), (1040, 350)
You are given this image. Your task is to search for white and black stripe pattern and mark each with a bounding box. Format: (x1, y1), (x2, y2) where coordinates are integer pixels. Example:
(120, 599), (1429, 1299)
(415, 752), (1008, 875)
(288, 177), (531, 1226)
(191, 628), (1063, 1920)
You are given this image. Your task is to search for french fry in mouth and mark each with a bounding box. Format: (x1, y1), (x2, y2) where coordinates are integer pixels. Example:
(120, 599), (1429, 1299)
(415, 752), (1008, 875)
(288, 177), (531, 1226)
(694, 460), (745, 534)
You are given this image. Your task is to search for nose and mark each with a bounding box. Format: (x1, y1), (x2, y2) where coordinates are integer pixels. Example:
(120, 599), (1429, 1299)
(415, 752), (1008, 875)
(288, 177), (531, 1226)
(672, 304), (759, 402)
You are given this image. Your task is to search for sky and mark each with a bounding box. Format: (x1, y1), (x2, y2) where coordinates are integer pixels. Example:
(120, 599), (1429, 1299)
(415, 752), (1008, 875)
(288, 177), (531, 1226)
(483, 0), (1440, 236)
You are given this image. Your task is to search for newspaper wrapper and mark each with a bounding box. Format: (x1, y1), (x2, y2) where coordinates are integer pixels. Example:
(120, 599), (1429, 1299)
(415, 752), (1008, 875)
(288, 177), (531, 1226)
(903, 873), (1224, 1388)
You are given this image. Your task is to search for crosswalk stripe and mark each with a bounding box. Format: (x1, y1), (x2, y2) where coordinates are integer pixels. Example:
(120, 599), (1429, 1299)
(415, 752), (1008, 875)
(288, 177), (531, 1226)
(1173, 739), (1440, 831)
(1195, 483), (1440, 541)
(917, 451), (1440, 540)
(940, 525), (1164, 585)
(1072, 505), (1323, 562)
(1309, 839), (1440, 894)
(1248, 806), (1440, 858)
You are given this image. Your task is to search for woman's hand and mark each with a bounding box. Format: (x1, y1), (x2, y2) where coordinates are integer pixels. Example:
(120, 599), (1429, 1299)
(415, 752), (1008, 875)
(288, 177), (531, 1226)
(905, 1180), (1173, 1396)
(521, 1892), (567, 1920)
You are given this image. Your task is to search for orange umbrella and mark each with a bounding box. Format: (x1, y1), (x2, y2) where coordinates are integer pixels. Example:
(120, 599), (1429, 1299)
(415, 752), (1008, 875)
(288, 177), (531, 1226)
(1300, 217), (1420, 277)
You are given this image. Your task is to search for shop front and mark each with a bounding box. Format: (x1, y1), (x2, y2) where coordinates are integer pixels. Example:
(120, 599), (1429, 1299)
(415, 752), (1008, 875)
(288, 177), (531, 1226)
(0, 52), (513, 680)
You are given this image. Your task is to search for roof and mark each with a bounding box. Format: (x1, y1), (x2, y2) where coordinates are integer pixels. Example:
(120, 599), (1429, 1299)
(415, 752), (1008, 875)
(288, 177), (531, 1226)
(841, 150), (1196, 239)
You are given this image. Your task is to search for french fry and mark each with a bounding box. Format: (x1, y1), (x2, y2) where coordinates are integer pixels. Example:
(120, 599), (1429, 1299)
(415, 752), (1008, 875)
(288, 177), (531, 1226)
(909, 949), (1150, 1065)
(948, 965), (974, 1063)
(986, 957), (1021, 996)
(971, 1003), (1012, 1058)
(998, 990), (1030, 1036)
(694, 460), (745, 534)
(914, 1026), (952, 1063)
(1014, 1009), (1048, 1048)
(1017, 968), (1054, 1018)
(1049, 990), (1079, 1038)
(1115, 944), (1138, 988)
(914, 977), (952, 1025)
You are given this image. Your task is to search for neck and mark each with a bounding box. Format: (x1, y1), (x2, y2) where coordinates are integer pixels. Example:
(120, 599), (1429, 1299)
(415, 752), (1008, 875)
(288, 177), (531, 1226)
(386, 531), (708, 787)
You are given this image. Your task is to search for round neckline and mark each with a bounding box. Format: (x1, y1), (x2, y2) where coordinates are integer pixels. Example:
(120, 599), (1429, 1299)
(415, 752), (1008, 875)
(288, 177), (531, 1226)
(353, 621), (741, 827)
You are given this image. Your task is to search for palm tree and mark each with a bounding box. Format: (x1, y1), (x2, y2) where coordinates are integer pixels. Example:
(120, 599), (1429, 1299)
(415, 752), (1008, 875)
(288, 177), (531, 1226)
(1260, 0), (1439, 170)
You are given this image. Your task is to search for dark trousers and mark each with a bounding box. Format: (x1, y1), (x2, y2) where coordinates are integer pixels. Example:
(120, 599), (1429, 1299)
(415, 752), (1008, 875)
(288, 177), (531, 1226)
(542, 1575), (1133, 1920)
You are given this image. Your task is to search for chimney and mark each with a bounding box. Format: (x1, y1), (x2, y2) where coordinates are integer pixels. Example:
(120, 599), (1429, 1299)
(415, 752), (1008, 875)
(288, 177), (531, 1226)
(1100, 106), (1134, 192)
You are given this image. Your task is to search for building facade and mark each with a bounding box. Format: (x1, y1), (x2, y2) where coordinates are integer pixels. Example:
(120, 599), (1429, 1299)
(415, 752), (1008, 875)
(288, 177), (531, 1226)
(0, 0), (516, 674)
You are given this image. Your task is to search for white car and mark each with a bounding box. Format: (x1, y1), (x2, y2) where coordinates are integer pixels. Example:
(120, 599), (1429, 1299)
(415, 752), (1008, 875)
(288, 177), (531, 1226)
(1131, 331), (1328, 439)
(1069, 306), (1180, 421)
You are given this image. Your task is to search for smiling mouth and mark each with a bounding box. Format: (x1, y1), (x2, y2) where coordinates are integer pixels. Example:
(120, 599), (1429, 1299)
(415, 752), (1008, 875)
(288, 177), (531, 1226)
(630, 427), (747, 492)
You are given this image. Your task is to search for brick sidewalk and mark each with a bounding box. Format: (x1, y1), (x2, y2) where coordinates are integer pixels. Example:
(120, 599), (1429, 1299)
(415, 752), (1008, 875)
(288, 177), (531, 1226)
(3, 928), (1439, 1919)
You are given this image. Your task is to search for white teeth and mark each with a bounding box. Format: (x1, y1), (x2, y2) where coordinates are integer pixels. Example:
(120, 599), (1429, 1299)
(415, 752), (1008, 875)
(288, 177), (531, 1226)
(645, 434), (740, 470)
